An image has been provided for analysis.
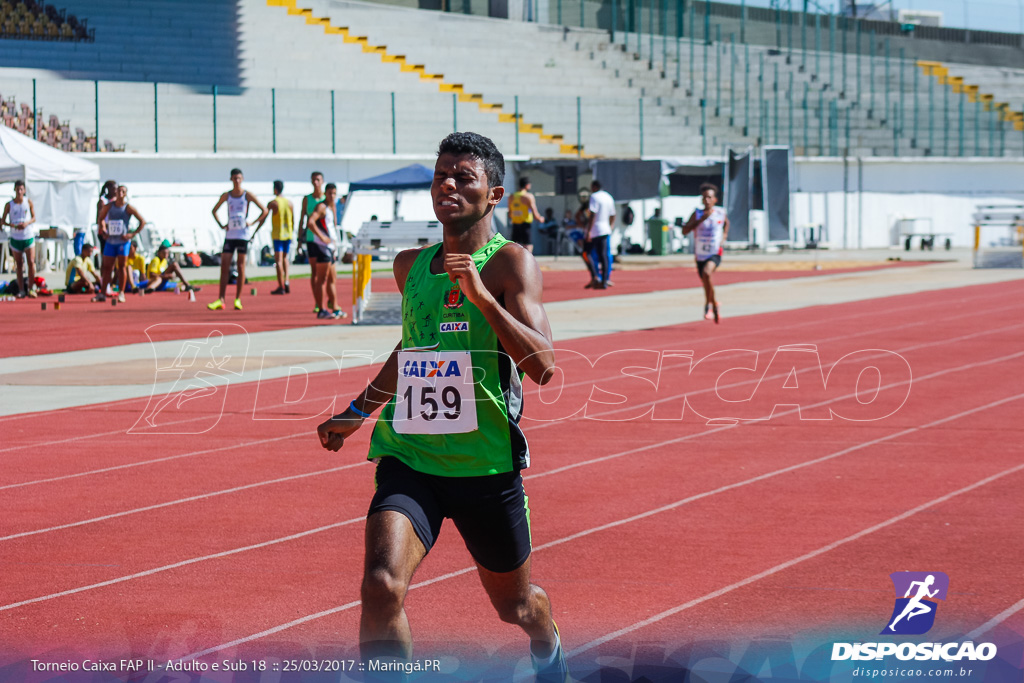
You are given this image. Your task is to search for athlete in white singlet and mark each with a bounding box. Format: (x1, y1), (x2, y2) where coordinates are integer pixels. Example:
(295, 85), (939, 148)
(208, 168), (268, 311)
(1, 180), (37, 297)
(682, 182), (730, 323)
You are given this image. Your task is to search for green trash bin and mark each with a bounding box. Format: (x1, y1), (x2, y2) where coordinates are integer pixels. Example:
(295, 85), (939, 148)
(647, 217), (669, 255)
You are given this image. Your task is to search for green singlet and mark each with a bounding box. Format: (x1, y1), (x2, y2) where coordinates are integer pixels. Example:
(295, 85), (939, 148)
(304, 194), (326, 243)
(368, 233), (530, 477)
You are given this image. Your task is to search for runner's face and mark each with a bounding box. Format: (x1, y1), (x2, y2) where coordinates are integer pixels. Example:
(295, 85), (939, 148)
(116, 186), (128, 203)
(312, 176), (323, 193)
(432, 153), (498, 224)
(325, 188), (336, 204)
(231, 174), (243, 191)
(15, 185), (24, 200)
(702, 189), (717, 210)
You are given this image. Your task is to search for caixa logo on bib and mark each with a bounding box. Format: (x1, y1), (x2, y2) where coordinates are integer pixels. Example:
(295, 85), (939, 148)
(401, 358), (463, 378)
(882, 571), (948, 635)
(440, 321), (469, 333)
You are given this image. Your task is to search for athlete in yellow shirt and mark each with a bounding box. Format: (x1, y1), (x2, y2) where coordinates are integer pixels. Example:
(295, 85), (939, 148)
(508, 176), (541, 253)
(268, 180), (294, 295)
(65, 243), (102, 294)
(144, 240), (200, 294)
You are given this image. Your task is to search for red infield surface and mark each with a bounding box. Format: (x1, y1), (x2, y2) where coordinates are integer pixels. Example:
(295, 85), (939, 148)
(0, 262), (929, 358)
(1, 279), (1022, 681)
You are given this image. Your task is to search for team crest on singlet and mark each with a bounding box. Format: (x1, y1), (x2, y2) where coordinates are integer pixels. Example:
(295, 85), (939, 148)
(443, 284), (465, 309)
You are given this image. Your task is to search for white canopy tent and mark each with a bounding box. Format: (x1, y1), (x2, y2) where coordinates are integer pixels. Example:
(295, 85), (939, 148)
(0, 126), (99, 230)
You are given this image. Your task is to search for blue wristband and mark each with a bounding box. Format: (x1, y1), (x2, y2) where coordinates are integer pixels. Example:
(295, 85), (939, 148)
(349, 400), (371, 418)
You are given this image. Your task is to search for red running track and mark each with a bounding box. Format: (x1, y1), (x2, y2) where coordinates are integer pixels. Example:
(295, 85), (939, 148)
(0, 262), (929, 358)
(0, 280), (1021, 680)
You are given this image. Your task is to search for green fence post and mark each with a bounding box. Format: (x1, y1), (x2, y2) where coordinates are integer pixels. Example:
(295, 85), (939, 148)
(884, 37), (890, 125)
(818, 90), (824, 154)
(702, 96), (707, 153)
(675, 0), (682, 86)
(898, 47), (905, 136)
(958, 93), (965, 156)
(639, 97), (644, 156)
(391, 92), (397, 154)
(154, 82), (158, 153)
(912, 58), (918, 149)
(773, 62), (779, 142)
(740, 0), (746, 43)
(774, 5), (781, 49)
(577, 96), (582, 157)
(715, 24), (721, 115)
(662, 0), (668, 69)
(636, 0), (641, 54)
(830, 99), (837, 155)
(814, 13), (820, 83)
(729, 33), (736, 125)
(649, 0), (654, 64)
(788, 71), (794, 148)
(868, 31), (875, 118)
(801, 7), (807, 70)
(786, 4), (793, 58)
(974, 99), (980, 155)
(855, 19), (861, 105)
(845, 99), (851, 150)
(944, 79), (949, 156)
(928, 75), (933, 154)
(893, 103), (899, 155)
(803, 81), (809, 153)
(558, 0), (562, 26)
(272, 87), (277, 153)
(32, 78), (37, 140)
(579, 0), (583, 29)
(452, 93), (457, 132)
(703, 25), (709, 100)
(758, 51), (764, 132)
(331, 89), (336, 154)
(744, 43), (750, 135)
(95, 80), (99, 148)
(828, 14), (835, 92)
(689, 5), (695, 94)
(703, 0), (709, 46)
(514, 95), (520, 154)
(841, 15), (847, 98)
(989, 105), (995, 156)
(212, 84), (217, 153)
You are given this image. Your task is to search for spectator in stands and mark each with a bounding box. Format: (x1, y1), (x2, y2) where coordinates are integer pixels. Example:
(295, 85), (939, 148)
(306, 182), (346, 320)
(96, 184), (145, 303)
(126, 239), (147, 292)
(145, 239), (198, 294)
(508, 176), (542, 252)
(299, 171), (327, 310)
(1, 180), (38, 298)
(65, 243), (101, 294)
(95, 179), (117, 251)
(586, 180), (616, 289)
(207, 168), (267, 311)
(268, 180), (294, 295)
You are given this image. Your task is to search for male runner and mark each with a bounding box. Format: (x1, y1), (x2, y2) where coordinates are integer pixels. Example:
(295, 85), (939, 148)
(96, 184), (146, 303)
(299, 171), (327, 311)
(267, 180), (294, 295)
(208, 168), (267, 311)
(681, 182), (729, 323)
(586, 180), (616, 289)
(316, 132), (567, 682)
(306, 183), (345, 320)
(1, 180), (37, 298)
(509, 176), (541, 253)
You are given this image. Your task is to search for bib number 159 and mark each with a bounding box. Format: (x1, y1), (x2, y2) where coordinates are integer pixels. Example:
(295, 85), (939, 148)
(394, 350), (478, 435)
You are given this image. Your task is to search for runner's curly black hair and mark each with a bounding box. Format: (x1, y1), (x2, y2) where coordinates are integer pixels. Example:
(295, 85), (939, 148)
(437, 132), (505, 189)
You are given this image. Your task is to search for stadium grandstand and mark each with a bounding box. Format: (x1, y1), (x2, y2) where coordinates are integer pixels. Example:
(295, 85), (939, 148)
(1, 0), (1023, 157)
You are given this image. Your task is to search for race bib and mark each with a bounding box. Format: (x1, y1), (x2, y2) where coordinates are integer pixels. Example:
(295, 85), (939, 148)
(228, 216), (246, 230)
(107, 219), (126, 237)
(393, 350), (478, 435)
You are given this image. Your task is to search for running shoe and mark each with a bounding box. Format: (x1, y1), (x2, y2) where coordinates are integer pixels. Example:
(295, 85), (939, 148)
(117, 292), (126, 303)
(331, 309), (348, 319)
(313, 306), (321, 314)
(233, 298), (243, 310)
(91, 294), (106, 303)
(316, 309), (331, 319)
(207, 298), (224, 311)
(270, 287), (285, 295)
(284, 283), (290, 294)
(185, 285), (202, 293)
(704, 303), (715, 321)
(532, 622), (570, 683)
(27, 288), (38, 298)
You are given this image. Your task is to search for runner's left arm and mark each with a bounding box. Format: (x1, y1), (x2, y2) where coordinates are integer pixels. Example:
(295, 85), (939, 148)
(127, 205), (146, 237)
(24, 199), (35, 227)
(444, 248), (555, 385)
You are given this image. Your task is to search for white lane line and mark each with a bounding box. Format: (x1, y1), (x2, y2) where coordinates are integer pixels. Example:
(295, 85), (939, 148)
(567, 460), (1024, 658)
(162, 390), (1022, 661)
(965, 598), (1024, 640)
(0, 461), (371, 542)
(0, 518), (364, 613)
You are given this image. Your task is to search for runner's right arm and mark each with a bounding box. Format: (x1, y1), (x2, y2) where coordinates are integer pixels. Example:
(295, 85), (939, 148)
(316, 248), (421, 452)
(211, 193), (228, 229)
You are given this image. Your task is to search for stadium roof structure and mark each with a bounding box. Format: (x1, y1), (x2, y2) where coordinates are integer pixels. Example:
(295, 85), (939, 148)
(348, 164), (433, 192)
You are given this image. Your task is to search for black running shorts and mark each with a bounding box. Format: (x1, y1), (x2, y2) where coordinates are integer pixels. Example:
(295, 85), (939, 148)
(368, 456), (532, 573)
